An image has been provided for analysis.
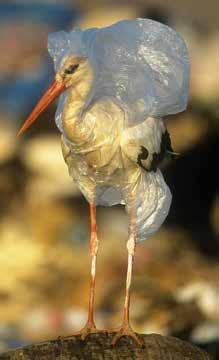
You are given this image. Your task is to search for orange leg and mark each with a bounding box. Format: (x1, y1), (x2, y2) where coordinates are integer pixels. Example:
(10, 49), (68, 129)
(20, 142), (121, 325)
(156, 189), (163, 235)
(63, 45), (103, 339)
(112, 221), (143, 346)
(75, 202), (100, 339)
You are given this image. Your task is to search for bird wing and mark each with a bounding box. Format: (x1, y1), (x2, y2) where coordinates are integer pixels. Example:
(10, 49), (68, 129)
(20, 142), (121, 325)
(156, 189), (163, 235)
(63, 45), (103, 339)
(120, 116), (173, 172)
(120, 115), (173, 242)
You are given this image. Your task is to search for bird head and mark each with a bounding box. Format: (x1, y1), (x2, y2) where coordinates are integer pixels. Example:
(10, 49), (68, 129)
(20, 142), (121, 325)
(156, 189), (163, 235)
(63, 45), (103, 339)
(56, 55), (91, 88)
(17, 55), (90, 136)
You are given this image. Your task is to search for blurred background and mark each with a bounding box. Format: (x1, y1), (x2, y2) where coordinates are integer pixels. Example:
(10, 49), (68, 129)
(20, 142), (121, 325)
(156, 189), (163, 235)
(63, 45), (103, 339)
(0, 0), (219, 357)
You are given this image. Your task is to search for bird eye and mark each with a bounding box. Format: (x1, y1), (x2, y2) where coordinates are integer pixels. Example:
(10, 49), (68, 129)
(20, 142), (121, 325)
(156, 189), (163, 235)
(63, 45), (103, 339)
(64, 64), (79, 74)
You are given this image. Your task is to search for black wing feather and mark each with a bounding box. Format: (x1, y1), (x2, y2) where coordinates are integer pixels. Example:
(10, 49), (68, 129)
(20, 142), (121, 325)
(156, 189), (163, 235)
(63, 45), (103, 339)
(138, 130), (176, 172)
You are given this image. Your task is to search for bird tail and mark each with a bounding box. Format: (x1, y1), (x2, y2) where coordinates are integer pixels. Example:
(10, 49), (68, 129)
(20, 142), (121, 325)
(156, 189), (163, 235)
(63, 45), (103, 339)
(123, 169), (172, 242)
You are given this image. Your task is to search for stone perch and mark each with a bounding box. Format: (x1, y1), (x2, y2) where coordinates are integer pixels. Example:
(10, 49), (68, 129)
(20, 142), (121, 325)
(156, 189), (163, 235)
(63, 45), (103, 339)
(0, 333), (212, 359)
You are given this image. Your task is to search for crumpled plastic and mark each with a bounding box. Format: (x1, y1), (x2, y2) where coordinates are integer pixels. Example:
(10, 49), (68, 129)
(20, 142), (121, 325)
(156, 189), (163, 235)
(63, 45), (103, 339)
(48, 19), (189, 241)
(48, 18), (190, 130)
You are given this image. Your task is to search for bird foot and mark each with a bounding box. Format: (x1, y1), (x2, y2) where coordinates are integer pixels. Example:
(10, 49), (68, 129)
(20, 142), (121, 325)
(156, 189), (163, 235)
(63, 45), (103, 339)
(74, 321), (101, 340)
(111, 323), (143, 347)
(58, 321), (104, 341)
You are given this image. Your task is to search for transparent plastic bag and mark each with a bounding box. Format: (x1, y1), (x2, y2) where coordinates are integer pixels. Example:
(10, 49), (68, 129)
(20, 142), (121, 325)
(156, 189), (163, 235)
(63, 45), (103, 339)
(48, 18), (190, 129)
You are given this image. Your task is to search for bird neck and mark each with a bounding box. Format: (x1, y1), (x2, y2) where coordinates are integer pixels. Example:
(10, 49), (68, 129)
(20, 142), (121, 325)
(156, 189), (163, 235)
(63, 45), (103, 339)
(62, 64), (93, 142)
(65, 62), (93, 116)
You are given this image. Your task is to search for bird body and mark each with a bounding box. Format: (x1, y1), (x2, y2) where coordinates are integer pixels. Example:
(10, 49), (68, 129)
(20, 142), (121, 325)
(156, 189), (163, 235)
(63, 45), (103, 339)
(18, 18), (189, 344)
(60, 69), (172, 241)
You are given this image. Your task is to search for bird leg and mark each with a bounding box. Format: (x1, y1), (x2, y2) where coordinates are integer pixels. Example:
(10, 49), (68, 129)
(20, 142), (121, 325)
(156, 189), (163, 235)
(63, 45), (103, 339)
(112, 221), (143, 346)
(75, 202), (100, 339)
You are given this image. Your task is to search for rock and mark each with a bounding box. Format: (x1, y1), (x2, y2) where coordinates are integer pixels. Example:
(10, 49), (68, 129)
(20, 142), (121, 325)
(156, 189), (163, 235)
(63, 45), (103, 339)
(0, 333), (212, 359)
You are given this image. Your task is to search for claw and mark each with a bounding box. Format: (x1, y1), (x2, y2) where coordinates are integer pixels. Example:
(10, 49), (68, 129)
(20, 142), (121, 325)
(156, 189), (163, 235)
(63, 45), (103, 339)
(74, 322), (100, 340)
(111, 323), (143, 347)
(59, 322), (104, 341)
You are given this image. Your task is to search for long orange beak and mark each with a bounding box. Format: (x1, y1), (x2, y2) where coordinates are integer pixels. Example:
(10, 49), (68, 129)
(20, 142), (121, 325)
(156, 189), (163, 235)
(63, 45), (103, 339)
(17, 79), (66, 136)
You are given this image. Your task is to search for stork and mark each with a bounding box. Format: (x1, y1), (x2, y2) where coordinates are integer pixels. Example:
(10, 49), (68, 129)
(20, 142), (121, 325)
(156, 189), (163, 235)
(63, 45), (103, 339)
(17, 19), (189, 345)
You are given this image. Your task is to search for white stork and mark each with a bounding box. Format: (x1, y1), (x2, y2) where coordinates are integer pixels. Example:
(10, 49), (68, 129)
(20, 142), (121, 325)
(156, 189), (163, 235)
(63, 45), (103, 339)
(17, 19), (189, 345)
